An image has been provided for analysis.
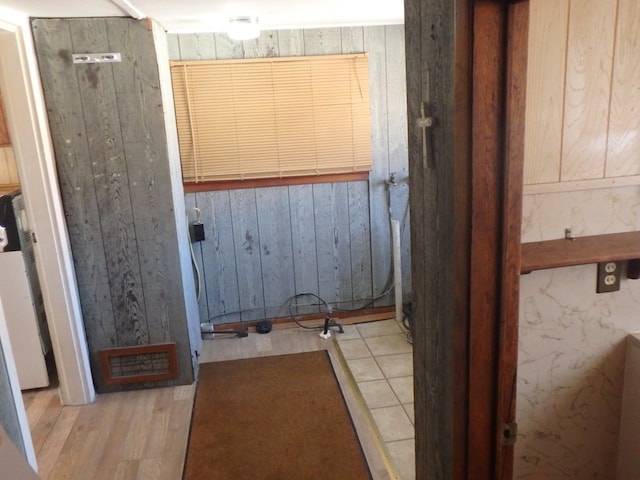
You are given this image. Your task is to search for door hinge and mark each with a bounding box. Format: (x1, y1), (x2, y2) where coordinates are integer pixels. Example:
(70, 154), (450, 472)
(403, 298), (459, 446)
(502, 422), (518, 446)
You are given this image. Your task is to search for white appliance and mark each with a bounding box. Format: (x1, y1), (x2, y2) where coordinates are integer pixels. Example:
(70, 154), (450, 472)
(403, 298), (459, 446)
(0, 192), (51, 390)
(617, 333), (640, 478)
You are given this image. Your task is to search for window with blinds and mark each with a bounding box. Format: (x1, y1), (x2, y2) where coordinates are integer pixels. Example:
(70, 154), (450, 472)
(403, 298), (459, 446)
(170, 54), (371, 184)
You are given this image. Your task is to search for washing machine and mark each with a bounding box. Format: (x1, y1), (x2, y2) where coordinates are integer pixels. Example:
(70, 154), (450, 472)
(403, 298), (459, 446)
(0, 191), (51, 390)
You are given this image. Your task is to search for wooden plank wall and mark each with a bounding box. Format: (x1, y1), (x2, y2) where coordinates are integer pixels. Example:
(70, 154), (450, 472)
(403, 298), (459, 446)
(0, 146), (18, 186)
(524, 0), (640, 192)
(31, 18), (195, 392)
(0, 87), (17, 186)
(170, 26), (410, 325)
(0, 87), (10, 146)
(405, 0), (472, 476)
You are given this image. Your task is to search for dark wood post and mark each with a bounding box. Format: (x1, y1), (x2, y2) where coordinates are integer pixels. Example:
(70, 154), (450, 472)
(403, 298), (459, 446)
(405, 1), (527, 478)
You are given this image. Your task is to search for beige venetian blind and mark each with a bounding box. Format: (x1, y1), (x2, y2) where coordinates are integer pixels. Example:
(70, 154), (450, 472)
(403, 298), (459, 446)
(170, 54), (371, 183)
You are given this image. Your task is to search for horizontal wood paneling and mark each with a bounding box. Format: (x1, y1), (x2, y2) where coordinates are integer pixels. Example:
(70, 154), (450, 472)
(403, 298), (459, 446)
(172, 26), (411, 325)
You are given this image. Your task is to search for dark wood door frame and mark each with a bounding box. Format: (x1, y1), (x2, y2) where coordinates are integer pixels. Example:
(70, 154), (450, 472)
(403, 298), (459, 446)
(497, 2), (528, 478)
(406, 0), (528, 479)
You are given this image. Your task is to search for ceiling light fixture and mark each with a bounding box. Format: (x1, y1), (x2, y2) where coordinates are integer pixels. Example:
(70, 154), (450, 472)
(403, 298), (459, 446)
(227, 16), (260, 41)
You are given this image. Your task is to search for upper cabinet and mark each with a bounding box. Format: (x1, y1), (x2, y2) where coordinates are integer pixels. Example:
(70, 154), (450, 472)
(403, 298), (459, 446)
(524, 0), (640, 193)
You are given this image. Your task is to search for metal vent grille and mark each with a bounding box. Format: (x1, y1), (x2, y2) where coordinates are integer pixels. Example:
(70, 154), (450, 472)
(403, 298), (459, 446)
(99, 343), (178, 385)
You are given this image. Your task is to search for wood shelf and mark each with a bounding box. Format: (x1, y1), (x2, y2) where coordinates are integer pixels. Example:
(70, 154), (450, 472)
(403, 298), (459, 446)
(521, 231), (640, 273)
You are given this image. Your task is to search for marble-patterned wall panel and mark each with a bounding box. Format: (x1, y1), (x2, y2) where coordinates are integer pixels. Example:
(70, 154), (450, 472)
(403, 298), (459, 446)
(516, 187), (640, 479)
(522, 186), (640, 242)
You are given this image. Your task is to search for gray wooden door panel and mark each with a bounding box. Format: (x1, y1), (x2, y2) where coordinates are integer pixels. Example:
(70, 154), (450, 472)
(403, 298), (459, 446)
(303, 28), (343, 55)
(348, 181), (374, 308)
(256, 187), (295, 318)
(71, 19), (149, 348)
(196, 190), (242, 324)
(32, 20), (120, 356)
(33, 18), (194, 391)
(288, 184), (320, 314)
(229, 189), (265, 321)
(340, 27), (365, 53)
(110, 20), (185, 350)
(243, 31), (279, 58)
(385, 25), (412, 298)
(214, 33), (245, 60)
(184, 193), (209, 322)
(176, 33), (216, 61)
(365, 26), (393, 306)
(313, 182), (352, 305)
(277, 30), (305, 57)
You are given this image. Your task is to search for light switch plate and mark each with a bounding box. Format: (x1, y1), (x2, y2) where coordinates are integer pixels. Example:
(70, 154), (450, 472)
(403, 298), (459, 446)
(597, 261), (621, 293)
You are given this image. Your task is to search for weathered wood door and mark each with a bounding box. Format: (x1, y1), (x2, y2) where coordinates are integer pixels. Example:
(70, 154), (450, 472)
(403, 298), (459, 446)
(405, 0), (527, 478)
(31, 18), (196, 392)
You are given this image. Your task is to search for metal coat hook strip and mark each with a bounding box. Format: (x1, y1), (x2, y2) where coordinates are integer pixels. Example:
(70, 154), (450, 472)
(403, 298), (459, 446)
(72, 53), (122, 64)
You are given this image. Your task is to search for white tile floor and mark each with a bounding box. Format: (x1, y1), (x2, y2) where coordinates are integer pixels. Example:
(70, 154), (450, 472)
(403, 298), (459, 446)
(337, 319), (415, 480)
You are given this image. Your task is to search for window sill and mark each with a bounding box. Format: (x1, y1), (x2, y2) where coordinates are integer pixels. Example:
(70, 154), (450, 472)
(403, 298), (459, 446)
(183, 172), (370, 193)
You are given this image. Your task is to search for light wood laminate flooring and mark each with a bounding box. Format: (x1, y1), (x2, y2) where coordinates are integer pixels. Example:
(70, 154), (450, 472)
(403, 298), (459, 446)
(23, 320), (412, 479)
(22, 382), (194, 480)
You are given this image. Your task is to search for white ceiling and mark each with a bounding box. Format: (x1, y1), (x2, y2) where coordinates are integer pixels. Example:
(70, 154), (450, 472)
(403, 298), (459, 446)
(0, 0), (404, 33)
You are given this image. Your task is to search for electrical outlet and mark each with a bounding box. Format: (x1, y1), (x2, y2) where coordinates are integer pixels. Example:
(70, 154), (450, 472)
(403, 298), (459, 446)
(597, 261), (621, 293)
(190, 222), (205, 242)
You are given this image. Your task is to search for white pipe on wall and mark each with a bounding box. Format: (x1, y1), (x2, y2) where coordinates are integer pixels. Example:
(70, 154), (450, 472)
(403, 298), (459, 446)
(391, 219), (402, 323)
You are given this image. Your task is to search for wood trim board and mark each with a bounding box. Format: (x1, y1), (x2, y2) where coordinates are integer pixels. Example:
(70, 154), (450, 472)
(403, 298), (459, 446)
(405, 0), (523, 478)
(496, 2), (528, 478)
(184, 172), (369, 192)
(521, 231), (640, 273)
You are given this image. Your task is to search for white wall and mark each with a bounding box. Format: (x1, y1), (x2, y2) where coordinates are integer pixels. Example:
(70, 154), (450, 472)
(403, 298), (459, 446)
(515, 186), (640, 478)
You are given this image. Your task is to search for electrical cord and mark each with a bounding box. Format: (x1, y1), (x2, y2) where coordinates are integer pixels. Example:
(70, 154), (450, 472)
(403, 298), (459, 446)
(287, 293), (328, 330)
(204, 289), (392, 325)
(330, 283), (395, 312)
(186, 209), (202, 302)
(402, 301), (413, 344)
(287, 293), (343, 333)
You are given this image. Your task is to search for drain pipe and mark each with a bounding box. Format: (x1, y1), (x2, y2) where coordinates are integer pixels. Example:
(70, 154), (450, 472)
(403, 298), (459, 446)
(391, 219), (402, 325)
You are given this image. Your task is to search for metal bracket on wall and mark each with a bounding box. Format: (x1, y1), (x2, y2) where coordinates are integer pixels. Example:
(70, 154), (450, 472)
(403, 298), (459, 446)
(416, 101), (434, 169)
(502, 422), (518, 446)
(72, 53), (122, 64)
